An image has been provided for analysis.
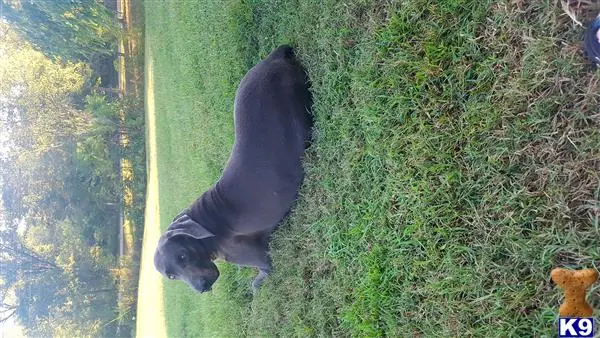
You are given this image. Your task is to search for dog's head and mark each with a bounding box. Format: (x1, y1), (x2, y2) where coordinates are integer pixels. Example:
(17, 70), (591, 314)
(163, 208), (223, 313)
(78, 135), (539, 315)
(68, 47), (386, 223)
(154, 212), (220, 293)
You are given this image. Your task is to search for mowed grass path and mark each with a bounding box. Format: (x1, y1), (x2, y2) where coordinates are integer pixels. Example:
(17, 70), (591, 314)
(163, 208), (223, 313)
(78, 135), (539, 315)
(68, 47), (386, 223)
(144, 0), (600, 336)
(136, 56), (167, 338)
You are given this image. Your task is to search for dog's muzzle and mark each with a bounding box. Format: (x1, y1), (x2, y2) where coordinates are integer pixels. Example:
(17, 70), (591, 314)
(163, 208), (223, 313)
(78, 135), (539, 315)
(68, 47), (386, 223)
(190, 278), (213, 293)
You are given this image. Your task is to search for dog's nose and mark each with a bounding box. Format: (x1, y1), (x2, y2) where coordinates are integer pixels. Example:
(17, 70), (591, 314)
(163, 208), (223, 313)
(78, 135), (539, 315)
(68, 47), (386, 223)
(191, 279), (212, 293)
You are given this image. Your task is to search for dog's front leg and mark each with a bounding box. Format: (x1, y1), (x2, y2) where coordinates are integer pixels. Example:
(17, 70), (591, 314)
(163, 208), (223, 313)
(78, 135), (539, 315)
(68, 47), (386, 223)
(219, 234), (273, 293)
(251, 266), (272, 295)
(240, 252), (272, 295)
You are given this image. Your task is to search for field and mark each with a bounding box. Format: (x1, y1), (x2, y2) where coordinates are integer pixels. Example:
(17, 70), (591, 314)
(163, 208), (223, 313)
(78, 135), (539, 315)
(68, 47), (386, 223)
(141, 0), (600, 336)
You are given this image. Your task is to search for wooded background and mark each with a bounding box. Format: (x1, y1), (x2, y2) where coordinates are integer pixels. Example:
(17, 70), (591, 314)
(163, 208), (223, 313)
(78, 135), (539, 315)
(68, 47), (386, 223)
(0, 0), (145, 336)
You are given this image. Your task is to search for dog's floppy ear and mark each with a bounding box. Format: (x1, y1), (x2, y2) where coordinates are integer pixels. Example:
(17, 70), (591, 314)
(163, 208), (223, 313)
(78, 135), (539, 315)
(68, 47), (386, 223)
(172, 208), (190, 222)
(165, 213), (215, 240)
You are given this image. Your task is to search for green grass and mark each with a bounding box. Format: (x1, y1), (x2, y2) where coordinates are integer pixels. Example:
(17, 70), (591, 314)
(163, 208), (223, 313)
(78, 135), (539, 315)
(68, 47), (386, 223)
(145, 0), (600, 336)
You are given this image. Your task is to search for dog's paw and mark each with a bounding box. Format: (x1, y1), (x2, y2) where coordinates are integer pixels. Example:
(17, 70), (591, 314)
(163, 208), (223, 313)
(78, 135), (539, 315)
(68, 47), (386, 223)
(251, 284), (260, 296)
(250, 269), (270, 295)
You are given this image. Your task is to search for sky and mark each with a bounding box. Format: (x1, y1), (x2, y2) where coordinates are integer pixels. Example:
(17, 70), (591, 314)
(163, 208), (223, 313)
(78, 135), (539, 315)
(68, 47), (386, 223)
(0, 100), (15, 161)
(0, 317), (25, 338)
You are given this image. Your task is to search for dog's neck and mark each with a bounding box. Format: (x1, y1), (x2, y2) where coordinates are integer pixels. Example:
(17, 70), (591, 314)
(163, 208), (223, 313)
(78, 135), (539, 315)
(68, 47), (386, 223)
(192, 236), (219, 260)
(187, 183), (236, 237)
(186, 182), (243, 261)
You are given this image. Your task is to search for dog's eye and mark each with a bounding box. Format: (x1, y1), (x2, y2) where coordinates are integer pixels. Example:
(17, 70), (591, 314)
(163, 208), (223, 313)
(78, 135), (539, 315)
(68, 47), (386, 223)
(178, 254), (186, 261)
(168, 274), (176, 280)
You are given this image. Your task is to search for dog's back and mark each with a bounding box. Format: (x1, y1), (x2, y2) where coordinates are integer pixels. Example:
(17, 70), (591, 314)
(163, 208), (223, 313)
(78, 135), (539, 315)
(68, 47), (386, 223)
(216, 45), (313, 233)
(267, 45), (297, 60)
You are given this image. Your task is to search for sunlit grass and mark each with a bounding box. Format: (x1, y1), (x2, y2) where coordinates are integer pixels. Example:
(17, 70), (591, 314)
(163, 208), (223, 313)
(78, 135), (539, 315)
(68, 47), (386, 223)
(135, 55), (167, 338)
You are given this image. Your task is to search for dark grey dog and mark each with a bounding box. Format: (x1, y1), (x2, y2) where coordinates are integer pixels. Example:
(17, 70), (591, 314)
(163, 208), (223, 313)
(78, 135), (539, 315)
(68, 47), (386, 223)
(154, 45), (313, 294)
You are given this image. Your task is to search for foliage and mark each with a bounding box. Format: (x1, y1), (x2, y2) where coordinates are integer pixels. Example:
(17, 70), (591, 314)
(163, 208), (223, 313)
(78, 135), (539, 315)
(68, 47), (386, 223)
(144, 0), (600, 337)
(0, 0), (119, 63)
(0, 23), (144, 336)
(0, 27), (92, 154)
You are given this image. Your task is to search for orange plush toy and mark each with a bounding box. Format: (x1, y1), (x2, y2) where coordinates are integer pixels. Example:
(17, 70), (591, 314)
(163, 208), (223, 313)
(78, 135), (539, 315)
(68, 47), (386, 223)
(551, 268), (598, 317)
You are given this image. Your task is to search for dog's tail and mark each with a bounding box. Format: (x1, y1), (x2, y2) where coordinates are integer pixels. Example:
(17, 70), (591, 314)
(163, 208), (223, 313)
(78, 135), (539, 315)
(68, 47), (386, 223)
(269, 44), (296, 60)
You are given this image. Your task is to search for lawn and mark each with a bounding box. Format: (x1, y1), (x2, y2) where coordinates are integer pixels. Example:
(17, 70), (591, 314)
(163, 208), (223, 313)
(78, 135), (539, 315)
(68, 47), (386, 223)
(142, 0), (600, 336)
